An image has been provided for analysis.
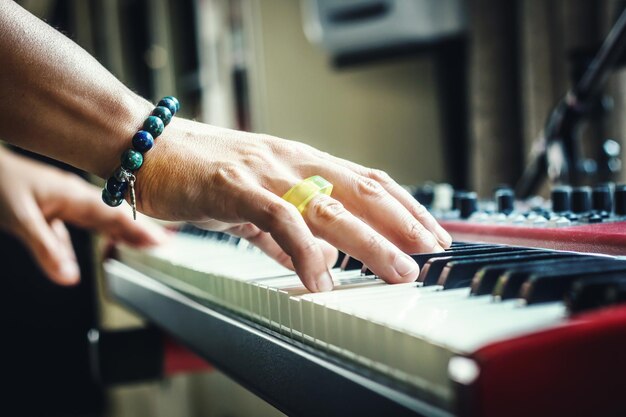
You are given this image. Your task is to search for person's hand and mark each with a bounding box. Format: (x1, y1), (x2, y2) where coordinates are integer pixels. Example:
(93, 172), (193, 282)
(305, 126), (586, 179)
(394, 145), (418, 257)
(0, 149), (165, 285)
(135, 119), (452, 292)
(0, 1), (450, 292)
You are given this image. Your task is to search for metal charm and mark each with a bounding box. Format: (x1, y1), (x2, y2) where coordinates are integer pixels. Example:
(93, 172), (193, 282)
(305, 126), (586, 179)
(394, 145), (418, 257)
(129, 174), (137, 220)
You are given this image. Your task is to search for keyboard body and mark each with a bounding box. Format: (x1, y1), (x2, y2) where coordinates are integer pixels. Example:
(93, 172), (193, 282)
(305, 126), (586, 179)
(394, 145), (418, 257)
(105, 226), (626, 417)
(440, 219), (626, 255)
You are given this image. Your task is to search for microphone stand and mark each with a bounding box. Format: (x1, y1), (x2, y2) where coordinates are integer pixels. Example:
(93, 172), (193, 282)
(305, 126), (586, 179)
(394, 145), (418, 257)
(515, 7), (626, 198)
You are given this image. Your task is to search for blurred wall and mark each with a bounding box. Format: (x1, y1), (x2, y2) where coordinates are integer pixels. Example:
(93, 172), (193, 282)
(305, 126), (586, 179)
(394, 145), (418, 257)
(468, 0), (626, 196)
(249, 0), (446, 185)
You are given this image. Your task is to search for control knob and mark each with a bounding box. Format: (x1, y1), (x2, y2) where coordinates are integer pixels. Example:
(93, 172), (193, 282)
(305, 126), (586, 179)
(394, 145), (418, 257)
(572, 186), (592, 213)
(495, 188), (514, 214)
(459, 192), (478, 219)
(551, 185), (572, 213)
(592, 185), (613, 213)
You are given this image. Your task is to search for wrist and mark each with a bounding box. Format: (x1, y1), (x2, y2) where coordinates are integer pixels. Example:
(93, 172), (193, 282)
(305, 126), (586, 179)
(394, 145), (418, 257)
(103, 96), (186, 215)
(96, 91), (153, 179)
(132, 117), (190, 219)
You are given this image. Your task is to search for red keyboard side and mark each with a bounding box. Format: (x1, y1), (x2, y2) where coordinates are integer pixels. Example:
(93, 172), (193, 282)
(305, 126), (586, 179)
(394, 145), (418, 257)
(440, 220), (626, 255)
(458, 304), (626, 417)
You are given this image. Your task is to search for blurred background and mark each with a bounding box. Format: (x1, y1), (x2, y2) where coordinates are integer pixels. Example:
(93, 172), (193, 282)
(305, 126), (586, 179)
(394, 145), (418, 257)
(4, 0), (626, 416)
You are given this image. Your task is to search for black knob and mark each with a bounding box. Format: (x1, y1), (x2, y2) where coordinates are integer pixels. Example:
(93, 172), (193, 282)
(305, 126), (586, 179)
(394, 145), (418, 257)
(592, 185), (613, 212)
(572, 186), (592, 213)
(459, 192), (478, 219)
(551, 185), (572, 213)
(606, 283), (626, 305)
(587, 213), (603, 223)
(495, 188), (514, 214)
(452, 190), (466, 211)
(615, 185), (626, 215)
(413, 185), (434, 208)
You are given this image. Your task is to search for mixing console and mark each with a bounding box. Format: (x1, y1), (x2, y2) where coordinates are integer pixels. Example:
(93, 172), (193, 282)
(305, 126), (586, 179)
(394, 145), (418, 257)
(412, 183), (626, 255)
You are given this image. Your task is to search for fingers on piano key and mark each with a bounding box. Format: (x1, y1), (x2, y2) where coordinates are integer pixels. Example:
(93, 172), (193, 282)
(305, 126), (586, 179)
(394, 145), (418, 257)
(317, 238), (340, 269)
(337, 174), (443, 254)
(364, 170), (452, 249)
(308, 153), (452, 252)
(303, 193), (419, 284)
(226, 223), (338, 271)
(225, 223), (295, 270)
(240, 190), (334, 292)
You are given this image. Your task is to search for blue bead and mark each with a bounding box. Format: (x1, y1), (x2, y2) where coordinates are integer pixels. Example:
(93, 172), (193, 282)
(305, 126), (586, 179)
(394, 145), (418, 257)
(121, 149), (143, 171)
(105, 177), (128, 197)
(102, 189), (123, 207)
(143, 115), (164, 137)
(151, 106), (172, 126)
(132, 130), (154, 152)
(163, 96), (180, 112)
(157, 97), (177, 115)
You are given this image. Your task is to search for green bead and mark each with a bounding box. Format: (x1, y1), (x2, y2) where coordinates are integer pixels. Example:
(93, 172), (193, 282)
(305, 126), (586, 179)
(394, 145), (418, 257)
(143, 115), (164, 137)
(121, 148), (143, 171)
(152, 106), (172, 126)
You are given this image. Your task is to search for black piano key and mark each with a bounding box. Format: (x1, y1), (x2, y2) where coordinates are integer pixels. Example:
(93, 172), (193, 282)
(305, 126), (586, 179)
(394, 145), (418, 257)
(410, 245), (509, 269)
(180, 224), (221, 239)
(361, 244), (505, 275)
(494, 257), (614, 300)
(437, 250), (547, 289)
(449, 242), (487, 248)
(334, 251), (347, 269)
(605, 281), (626, 305)
(521, 260), (626, 304)
(412, 245), (524, 276)
(470, 254), (592, 296)
(448, 244), (501, 250)
(566, 274), (626, 313)
(340, 255), (363, 271)
(419, 249), (541, 286)
(412, 245), (503, 267)
(352, 242), (506, 275)
(221, 234), (241, 245)
(494, 269), (543, 300)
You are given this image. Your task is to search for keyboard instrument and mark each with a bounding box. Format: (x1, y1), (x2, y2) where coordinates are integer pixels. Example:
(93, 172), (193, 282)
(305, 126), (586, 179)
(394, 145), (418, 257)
(106, 219), (626, 417)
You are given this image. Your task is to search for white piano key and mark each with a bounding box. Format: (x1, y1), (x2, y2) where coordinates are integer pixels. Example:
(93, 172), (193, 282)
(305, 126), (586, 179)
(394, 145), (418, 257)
(118, 232), (579, 405)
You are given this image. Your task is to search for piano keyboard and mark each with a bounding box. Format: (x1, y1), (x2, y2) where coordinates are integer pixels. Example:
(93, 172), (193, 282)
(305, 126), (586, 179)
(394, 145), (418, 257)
(115, 227), (626, 411)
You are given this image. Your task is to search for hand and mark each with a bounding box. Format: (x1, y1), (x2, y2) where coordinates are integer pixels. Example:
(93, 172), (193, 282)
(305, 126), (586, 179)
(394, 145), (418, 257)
(0, 1), (450, 292)
(135, 119), (452, 292)
(0, 149), (165, 285)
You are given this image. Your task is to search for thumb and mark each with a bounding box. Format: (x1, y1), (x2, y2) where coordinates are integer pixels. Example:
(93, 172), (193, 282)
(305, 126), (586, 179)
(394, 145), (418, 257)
(17, 204), (80, 286)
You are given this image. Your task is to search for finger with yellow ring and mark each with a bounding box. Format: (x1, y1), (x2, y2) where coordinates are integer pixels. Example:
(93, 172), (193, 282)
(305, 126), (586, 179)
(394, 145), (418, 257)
(282, 175), (333, 214)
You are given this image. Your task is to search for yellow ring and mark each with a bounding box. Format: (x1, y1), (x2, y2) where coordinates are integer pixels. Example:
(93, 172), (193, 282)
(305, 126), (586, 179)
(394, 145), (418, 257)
(282, 175), (333, 213)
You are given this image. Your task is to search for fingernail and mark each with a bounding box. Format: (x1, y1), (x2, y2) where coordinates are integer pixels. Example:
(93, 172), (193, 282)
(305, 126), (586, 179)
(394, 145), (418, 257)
(432, 243), (445, 253)
(316, 270), (334, 292)
(60, 262), (80, 283)
(394, 253), (419, 278)
(418, 226), (444, 253)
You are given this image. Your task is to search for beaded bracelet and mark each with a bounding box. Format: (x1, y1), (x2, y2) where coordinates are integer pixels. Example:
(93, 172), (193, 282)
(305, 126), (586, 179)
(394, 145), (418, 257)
(102, 96), (180, 219)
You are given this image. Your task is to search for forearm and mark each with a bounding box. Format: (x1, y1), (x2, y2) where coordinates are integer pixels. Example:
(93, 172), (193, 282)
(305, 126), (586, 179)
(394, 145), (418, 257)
(0, 1), (151, 178)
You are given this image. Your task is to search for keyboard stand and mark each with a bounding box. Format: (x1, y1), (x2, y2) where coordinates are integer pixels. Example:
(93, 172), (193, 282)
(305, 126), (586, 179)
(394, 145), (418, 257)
(104, 259), (453, 417)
